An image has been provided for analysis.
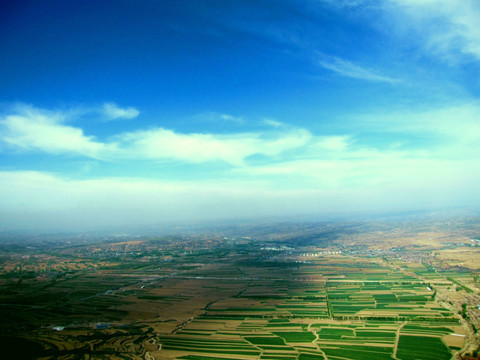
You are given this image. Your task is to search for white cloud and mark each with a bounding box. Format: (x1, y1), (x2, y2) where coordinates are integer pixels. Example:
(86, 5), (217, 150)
(262, 118), (284, 128)
(354, 103), (480, 151)
(0, 104), (312, 165)
(102, 102), (139, 120)
(119, 127), (312, 166)
(3, 102), (479, 172)
(234, 144), (480, 209)
(318, 56), (399, 83)
(1, 102), (479, 229)
(0, 105), (114, 158)
(313, 135), (351, 152)
(232, 104), (480, 201)
(386, 0), (480, 62)
(219, 113), (244, 123)
(193, 112), (244, 124)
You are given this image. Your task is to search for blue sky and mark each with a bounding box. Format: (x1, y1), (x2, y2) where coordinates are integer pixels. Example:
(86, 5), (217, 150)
(1, 0), (479, 231)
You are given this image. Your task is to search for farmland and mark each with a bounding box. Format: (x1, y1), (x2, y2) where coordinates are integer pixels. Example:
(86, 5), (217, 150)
(0, 216), (479, 359)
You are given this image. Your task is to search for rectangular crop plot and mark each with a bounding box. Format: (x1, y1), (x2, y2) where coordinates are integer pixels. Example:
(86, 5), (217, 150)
(273, 331), (316, 343)
(396, 335), (451, 360)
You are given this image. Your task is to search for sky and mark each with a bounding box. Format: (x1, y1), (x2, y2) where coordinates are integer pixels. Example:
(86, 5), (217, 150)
(1, 0), (480, 232)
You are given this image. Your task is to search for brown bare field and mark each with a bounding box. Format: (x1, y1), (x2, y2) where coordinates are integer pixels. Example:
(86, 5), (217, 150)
(435, 248), (480, 269)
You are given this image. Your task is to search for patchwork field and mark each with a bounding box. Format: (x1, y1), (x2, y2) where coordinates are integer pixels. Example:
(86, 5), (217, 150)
(1, 218), (479, 359)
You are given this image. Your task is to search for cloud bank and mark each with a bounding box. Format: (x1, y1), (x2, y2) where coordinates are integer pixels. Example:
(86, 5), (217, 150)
(1, 168), (477, 232)
(0, 104), (313, 166)
(0, 102), (479, 231)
